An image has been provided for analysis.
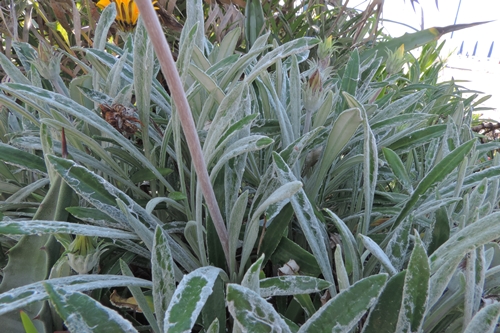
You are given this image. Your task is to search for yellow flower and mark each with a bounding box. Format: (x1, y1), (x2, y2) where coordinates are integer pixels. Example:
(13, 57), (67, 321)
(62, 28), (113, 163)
(96, 0), (157, 32)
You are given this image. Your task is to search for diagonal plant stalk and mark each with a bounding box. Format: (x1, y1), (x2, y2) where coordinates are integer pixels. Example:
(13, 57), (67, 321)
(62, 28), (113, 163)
(135, 0), (230, 265)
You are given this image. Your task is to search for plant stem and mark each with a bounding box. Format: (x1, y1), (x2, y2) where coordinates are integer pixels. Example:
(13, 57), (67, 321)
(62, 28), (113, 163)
(135, 0), (230, 265)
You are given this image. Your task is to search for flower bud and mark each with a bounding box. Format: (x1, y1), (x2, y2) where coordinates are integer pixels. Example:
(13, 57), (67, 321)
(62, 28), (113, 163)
(303, 69), (324, 112)
(67, 235), (107, 274)
(385, 44), (406, 76)
(317, 36), (334, 70)
(32, 43), (63, 81)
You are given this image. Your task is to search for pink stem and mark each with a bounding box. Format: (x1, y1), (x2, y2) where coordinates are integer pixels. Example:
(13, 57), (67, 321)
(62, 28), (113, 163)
(135, 0), (230, 265)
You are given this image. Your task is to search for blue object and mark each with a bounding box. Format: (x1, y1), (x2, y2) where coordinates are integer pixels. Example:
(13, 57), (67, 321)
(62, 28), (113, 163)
(487, 41), (494, 58)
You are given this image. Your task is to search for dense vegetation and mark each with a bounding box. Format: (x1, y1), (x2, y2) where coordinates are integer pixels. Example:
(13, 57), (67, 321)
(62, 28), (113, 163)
(1, 0), (499, 332)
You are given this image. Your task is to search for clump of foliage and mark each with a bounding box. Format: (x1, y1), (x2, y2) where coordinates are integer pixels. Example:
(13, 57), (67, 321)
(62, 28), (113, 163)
(1, 0), (500, 332)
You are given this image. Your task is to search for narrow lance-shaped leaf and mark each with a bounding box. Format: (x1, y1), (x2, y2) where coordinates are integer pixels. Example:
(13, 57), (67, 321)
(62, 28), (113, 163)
(47, 155), (158, 230)
(298, 274), (388, 333)
(395, 231), (430, 333)
(228, 191), (248, 278)
(306, 108), (363, 199)
(334, 246), (350, 291)
(260, 276), (331, 298)
(2, 83), (172, 191)
(360, 21), (492, 63)
(362, 271), (406, 333)
(463, 302), (500, 333)
(152, 226), (176, 329)
(325, 209), (362, 283)
(361, 105), (378, 236)
(429, 211), (500, 308)
(359, 234), (397, 276)
(120, 260), (160, 333)
(242, 255), (265, 292)
(0, 221), (139, 240)
(273, 153), (336, 296)
(383, 147), (413, 192)
(384, 216), (412, 272)
(163, 267), (221, 333)
(44, 283), (139, 333)
(0, 275), (152, 317)
(239, 180), (302, 277)
(341, 50), (359, 110)
(227, 284), (292, 333)
(393, 139), (475, 229)
(134, 18), (154, 159)
(0, 143), (47, 173)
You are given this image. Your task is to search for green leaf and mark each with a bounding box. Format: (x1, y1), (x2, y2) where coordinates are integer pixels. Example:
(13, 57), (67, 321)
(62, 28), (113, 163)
(270, 237), (321, 277)
(382, 147), (413, 192)
(384, 216), (412, 272)
(178, 24), (199, 84)
(361, 106), (378, 236)
(245, 0), (266, 49)
(130, 168), (173, 183)
(395, 232), (430, 332)
(463, 302), (500, 333)
(240, 181), (302, 277)
(260, 276), (331, 298)
(334, 247), (350, 291)
(362, 271), (406, 333)
(202, 277), (225, 333)
(359, 234), (397, 276)
(298, 274), (388, 333)
(44, 283), (139, 333)
(0, 143), (47, 173)
(47, 155), (161, 232)
(228, 191), (248, 278)
(289, 55), (301, 137)
(227, 284), (292, 332)
(163, 267), (221, 332)
(20, 310), (38, 333)
(206, 318), (220, 333)
(325, 209), (362, 283)
(429, 211), (500, 308)
(428, 207), (450, 255)
(116, 198), (154, 250)
(306, 108), (363, 198)
(134, 18), (153, 161)
(393, 139), (476, 229)
(242, 255), (265, 292)
(360, 22), (491, 64)
(273, 153), (335, 295)
(0, 176), (71, 332)
(183, 0), (204, 49)
(341, 49), (360, 110)
(0, 275), (152, 317)
(120, 260), (160, 333)
(93, 2), (116, 50)
(216, 27), (241, 63)
(152, 226), (176, 328)
(244, 37), (319, 84)
(3, 83), (172, 191)
(387, 124), (447, 152)
(0, 51), (31, 85)
(0, 220), (139, 240)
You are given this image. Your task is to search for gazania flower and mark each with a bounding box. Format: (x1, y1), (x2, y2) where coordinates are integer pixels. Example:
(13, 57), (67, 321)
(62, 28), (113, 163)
(96, 0), (157, 32)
